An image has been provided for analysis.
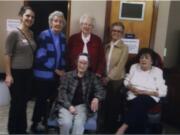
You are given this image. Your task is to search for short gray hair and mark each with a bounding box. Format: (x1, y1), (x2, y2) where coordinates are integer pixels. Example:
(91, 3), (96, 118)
(79, 14), (95, 27)
(48, 11), (66, 28)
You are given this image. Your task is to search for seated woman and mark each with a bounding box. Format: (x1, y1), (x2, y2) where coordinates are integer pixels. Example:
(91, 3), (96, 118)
(116, 48), (167, 134)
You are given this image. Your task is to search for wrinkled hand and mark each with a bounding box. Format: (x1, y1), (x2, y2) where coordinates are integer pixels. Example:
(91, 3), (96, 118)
(129, 87), (140, 95)
(55, 69), (65, 77)
(5, 75), (13, 87)
(95, 73), (101, 78)
(140, 90), (159, 97)
(102, 77), (110, 86)
(130, 87), (159, 97)
(69, 106), (77, 115)
(91, 98), (99, 112)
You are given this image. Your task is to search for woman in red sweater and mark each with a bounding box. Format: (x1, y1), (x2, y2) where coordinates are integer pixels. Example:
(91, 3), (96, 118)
(67, 14), (106, 78)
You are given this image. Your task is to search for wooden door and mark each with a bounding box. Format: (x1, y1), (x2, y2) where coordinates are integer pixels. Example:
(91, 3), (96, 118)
(104, 0), (158, 50)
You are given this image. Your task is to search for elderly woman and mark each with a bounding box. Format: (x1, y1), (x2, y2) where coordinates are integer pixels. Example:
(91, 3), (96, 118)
(31, 11), (66, 133)
(67, 14), (105, 77)
(102, 22), (128, 133)
(116, 48), (167, 134)
(4, 6), (36, 134)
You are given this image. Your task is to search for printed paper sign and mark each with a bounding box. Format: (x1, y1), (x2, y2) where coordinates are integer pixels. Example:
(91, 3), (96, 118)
(122, 38), (140, 54)
(6, 19), (20, 31)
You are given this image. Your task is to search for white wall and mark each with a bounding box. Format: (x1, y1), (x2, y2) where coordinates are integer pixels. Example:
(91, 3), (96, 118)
(69, 0), (107, 40)
(0, 1), (23, 72)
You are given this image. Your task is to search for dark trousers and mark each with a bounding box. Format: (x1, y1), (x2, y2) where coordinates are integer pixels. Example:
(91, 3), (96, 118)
(102, 80), (125, 133)
(8, 69), (33, 134)
(32, 78), (59, 125)
(124, 95), (157, 134)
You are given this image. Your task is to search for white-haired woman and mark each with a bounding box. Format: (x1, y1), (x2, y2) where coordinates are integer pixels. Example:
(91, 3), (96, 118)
(67, 14), (105, 78)
(31, 11), (67, 133)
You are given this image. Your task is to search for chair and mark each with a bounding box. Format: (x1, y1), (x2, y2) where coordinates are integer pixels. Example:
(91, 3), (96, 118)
(84, 113), (97, 133)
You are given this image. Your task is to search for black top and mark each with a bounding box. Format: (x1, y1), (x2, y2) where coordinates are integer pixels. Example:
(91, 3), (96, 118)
(72, 77), (84, 106)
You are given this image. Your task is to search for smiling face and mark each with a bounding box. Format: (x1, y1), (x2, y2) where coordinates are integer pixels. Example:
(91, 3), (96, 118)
(139, 53), (153, 71)
(50, 15), (64, 33)
(111, 25), (124, 42)
(20, 9), (35, 28)
(80, 17), (93, 36)
(77, 59), (89, 74)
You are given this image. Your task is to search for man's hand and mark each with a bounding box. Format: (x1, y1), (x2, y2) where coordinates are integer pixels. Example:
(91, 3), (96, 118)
(69, 106), (77, 115)
(91, 98), (99, 112)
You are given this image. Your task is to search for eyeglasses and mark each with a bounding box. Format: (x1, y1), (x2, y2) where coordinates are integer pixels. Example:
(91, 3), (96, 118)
(112, 29), (123, 33)
(82, 23), (93, 27)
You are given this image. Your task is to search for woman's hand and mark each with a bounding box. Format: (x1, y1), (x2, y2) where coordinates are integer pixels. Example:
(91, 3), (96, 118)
(55, 69), (65, 77)
(102, 77), (110, 86)
(5, 75), (13, 87)
(129, 86), (159, 97)
(142, 90), (159, 97)
(128, 86), (145, 96)
(132, 88), (142, 95)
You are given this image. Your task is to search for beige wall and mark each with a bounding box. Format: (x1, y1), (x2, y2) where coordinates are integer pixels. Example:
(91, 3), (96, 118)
(154, 1), (170, 61)
(0, 1), (23, 72)
(154, 1), (180, 68)
(69, 0), (107, 40)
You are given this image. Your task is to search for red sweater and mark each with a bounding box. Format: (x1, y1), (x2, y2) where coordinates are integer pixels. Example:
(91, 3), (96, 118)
(67, 32), (106, 76)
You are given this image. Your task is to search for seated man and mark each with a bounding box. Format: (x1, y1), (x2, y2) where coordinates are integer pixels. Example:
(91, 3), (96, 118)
(57, 53), (105, 135)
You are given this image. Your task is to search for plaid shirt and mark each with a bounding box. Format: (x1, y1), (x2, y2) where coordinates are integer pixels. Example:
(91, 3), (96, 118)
(57, 70), (105, 110)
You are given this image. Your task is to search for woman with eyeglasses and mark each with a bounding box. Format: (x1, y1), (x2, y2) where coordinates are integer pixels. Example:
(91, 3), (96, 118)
(102, 22), (128, 133)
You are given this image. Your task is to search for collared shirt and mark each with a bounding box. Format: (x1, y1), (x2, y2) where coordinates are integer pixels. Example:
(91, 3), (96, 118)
(106, 39), (120, 73)
(81, 33), (91, 54)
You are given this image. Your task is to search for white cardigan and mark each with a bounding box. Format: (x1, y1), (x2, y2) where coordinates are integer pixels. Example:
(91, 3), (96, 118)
(124, 64), (167, 102)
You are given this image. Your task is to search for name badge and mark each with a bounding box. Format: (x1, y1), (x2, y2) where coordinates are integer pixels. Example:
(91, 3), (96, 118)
(22, 39), (28, 44)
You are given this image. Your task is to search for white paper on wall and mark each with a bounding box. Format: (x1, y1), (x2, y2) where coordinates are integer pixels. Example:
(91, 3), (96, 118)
(6, 19), (20, 32)
(122, 38), (140, 54)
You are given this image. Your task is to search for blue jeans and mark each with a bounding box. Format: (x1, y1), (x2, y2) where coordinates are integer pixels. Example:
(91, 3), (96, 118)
(58, 104), (87, 135)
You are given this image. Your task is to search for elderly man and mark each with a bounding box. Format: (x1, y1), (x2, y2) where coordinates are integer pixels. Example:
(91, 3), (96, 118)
(57, 53), (105, 135)
(67, 14), (106, 78)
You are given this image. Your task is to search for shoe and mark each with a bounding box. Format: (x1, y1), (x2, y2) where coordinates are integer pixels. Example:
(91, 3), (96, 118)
(30, 122), (47, 133)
